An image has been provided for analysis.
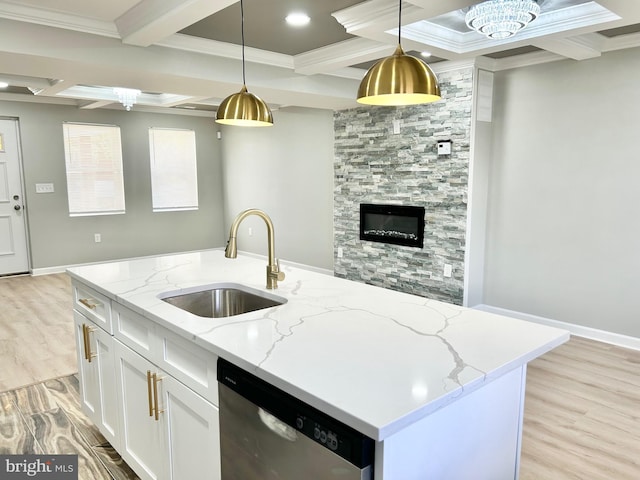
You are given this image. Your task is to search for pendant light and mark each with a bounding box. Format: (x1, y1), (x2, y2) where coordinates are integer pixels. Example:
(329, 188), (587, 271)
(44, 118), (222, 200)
(357, 0), (440, 106)
(216, 0), (273, 127)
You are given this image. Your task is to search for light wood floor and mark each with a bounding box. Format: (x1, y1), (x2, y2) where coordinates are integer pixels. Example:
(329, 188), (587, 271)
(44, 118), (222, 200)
(0, 273), (638, 478)
(0, 273), (77, 393)
(520, 335), (640, 479)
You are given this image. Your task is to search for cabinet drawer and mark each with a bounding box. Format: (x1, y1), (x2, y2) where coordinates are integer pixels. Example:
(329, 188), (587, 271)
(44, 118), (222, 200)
(73, 282), (112, 333)
(113, 303), (158, 360)
(159, 329), (218, 405)
(113, 304), (218, 406)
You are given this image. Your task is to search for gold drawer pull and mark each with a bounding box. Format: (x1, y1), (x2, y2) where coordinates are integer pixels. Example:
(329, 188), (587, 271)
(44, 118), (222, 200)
(79, 298), (99, 310)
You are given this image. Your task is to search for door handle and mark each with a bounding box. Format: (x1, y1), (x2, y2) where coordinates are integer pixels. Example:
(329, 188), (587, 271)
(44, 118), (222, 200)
(14, 205), (21, 211)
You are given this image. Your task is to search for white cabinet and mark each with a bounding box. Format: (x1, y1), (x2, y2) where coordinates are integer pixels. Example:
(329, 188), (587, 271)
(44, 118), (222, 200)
(73, 296), (120, 449)
(73, 280), (221, 480)
(114, 340), (220, 480)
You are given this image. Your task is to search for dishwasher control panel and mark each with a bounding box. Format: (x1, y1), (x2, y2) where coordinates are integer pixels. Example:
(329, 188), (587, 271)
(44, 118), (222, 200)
(296, 415), (339, 451)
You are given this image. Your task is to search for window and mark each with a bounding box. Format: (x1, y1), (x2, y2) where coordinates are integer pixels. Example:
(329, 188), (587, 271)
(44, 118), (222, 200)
(63, 123), (126, 216)
(149, 128), (198, 212)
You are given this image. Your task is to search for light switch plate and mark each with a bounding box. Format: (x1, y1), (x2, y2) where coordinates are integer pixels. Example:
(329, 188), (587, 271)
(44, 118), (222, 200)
(437, 141), (451, 156)
(35, 183), (55, 193)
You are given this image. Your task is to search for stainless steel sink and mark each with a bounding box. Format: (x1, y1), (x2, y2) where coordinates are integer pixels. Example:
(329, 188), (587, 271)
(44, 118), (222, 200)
(159, 283), (287, 318)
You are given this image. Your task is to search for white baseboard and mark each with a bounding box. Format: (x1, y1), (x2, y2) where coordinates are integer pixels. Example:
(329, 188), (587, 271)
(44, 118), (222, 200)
(475, 304), (640, 351)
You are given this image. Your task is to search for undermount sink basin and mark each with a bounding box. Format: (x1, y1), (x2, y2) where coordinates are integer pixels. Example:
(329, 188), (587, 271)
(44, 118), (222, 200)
(159, 283), (287, 318)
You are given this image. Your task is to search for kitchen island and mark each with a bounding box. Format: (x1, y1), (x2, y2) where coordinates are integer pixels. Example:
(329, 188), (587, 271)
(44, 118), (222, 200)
(68, 249), (568, 480)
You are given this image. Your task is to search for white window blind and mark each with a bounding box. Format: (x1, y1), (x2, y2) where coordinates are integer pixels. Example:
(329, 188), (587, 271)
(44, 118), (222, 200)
(149, 128), (198, 212)
(63, 123), (126, 216)
(63, 123), (124, 216)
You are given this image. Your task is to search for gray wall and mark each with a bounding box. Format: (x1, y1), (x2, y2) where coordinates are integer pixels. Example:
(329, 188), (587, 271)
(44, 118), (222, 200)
(484, 46), (640, 338)
(0, 101), (225, 269)
(333, 67), (473, 305)
(219, 107), (334, 271)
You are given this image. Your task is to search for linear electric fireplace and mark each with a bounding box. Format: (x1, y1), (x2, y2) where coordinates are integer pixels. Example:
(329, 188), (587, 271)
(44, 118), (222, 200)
(360, 204), (425, 248)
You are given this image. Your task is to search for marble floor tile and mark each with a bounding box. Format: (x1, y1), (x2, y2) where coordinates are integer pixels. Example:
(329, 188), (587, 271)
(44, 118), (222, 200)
(0, 376), (139, 479)
(93, 443), (140, 480)
(0, 390), (43, 454)
(26, 407), (113, 479)
(44, 376), (106, 447)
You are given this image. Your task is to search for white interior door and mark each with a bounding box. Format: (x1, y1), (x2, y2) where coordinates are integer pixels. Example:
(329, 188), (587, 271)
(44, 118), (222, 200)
(0, 118), (29, 275)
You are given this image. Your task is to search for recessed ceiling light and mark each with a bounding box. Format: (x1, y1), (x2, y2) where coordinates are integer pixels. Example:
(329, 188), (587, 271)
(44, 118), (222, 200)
(0, 82), (8, 88)
(420, 52), (432, 58)
(285, 12), (310, 27)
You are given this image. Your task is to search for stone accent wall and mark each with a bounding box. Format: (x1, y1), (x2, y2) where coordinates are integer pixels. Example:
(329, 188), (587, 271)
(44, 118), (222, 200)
(333, 67), (473, 305)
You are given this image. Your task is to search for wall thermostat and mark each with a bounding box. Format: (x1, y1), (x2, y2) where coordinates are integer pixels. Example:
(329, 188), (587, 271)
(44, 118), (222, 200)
(437, 140), (452, 155)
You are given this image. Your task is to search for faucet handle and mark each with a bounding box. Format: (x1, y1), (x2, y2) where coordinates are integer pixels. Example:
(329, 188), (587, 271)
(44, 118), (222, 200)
(275, 259), (285, 281)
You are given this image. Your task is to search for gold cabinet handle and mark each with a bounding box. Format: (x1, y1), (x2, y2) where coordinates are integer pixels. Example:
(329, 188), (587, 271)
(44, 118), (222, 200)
(82, 324), (89, 361)
(79, 298), (99, 310)
(82, 324), (96, 363)
(152, 373), (164, 421)
(147, 370), (154, 417)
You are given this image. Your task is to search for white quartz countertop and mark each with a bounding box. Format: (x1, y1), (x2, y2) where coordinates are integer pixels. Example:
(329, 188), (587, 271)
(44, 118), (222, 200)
(67, 249), (569, 441)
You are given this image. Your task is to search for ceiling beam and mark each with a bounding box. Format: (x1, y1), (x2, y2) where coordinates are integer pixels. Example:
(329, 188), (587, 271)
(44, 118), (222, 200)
(294, 38), (394, 75)
(116, 0), (236, 47)
(532, 33), (604, 60)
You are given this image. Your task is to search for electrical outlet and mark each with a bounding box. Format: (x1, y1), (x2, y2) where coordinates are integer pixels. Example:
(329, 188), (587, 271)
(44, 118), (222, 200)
(444, 264), (452, 277)
(94, 233), (101, 243)
(337, 247), (343, 258)
(248, 227), (253, 236)
(393, 119), (401, 134)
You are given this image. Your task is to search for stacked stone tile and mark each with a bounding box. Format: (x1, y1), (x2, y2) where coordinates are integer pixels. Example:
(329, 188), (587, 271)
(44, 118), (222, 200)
(333, 67), (473, 305)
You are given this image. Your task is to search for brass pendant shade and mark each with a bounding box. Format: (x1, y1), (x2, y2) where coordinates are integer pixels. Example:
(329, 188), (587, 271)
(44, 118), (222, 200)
(357, 45), (441, 105)
(215, 0), (273, 127)
(216, 85), (273, 127)
(356, 0), (441, 106)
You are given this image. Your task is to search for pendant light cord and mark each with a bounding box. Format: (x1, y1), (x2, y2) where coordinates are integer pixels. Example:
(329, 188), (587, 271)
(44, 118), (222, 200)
(398, 0), (402, 45)
(241, 0), (246, 86)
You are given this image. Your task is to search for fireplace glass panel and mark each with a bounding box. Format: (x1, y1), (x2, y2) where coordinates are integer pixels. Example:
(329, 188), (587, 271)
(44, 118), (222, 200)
(359, 204), (425, 248)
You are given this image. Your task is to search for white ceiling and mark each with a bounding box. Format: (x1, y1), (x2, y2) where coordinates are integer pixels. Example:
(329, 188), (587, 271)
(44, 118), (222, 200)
(0, 0), (639, 114)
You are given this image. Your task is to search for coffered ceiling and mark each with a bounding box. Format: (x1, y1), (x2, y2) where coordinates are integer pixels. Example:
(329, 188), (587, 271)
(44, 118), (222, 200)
(0, 0), (639, 113)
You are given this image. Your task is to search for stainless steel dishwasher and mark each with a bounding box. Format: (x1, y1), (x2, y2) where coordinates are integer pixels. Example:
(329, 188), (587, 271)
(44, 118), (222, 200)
(218, 358), (374, 480)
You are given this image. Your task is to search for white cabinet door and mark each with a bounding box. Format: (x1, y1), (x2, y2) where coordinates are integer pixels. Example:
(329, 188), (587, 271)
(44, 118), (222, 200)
(115, 340), (221, 480)
(74, 312), (119, 449)
(161, 374), (221, 480)
(115, 340), (166, 480)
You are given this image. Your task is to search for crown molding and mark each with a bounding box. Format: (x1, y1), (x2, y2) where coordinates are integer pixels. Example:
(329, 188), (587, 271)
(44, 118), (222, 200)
(0, 1), (118, 38)
(401, 2), (620, 56)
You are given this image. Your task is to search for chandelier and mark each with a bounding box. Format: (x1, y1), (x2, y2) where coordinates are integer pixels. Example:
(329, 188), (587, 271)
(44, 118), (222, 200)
(113, 87), (141, 111)
(466, 0), (540, 40)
